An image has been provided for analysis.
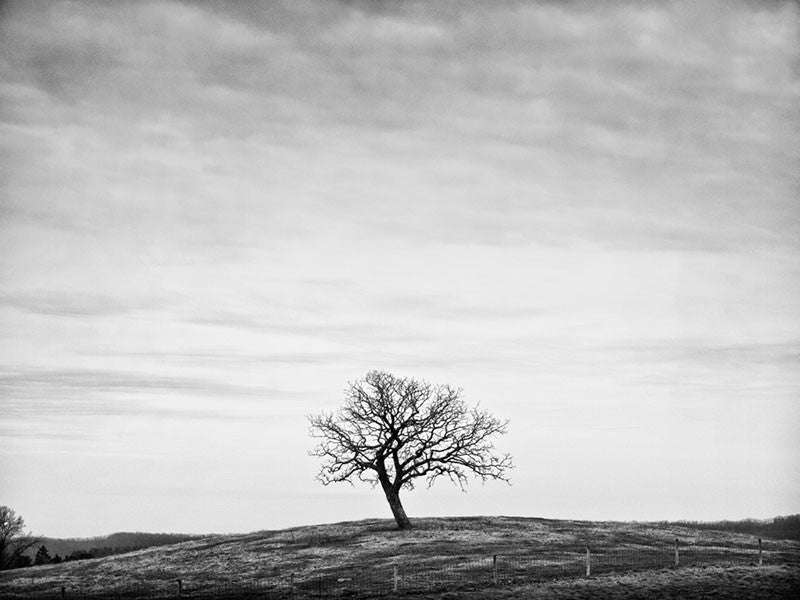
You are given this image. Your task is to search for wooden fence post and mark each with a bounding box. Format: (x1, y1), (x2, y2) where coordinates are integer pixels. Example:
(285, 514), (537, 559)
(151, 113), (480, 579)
(758, 538), (763, 566)
(492, 554), (498, 586)
(176, 579), (182, 597)
(290, 572), (295, 597)
(585, 547), (591, 577)
(393, 564), (399, 592)
(60, 586), (65, 600)
(674, 538), (679, 567)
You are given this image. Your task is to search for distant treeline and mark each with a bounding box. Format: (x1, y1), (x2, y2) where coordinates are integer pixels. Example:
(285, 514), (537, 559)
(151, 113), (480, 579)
(669, 515), (800, 541)
(9, 546), (102, 569)
(25, 532), (201, 564)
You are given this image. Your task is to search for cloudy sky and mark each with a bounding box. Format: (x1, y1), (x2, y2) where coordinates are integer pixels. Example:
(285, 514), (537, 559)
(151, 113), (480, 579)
(1, 0), (798, 538)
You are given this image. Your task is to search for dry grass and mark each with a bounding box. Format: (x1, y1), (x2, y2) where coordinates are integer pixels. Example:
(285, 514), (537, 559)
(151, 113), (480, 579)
(425, 565), (800, 600)
(0, 517), (797, 598)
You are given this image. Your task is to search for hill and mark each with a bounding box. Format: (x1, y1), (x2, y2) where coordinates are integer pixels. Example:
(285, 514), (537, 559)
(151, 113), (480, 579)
(1, 517), (799, 598)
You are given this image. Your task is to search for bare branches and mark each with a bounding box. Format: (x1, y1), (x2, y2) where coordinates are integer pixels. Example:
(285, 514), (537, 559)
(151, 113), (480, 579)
(307, 370), (514, 509)
(308, 411), (380, 486)
(0, 506), (39, 570)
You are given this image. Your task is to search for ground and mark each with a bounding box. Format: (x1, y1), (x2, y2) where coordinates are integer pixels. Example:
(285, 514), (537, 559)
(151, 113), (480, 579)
(0, 517), (797, 598)
(422, 565), (800, 600)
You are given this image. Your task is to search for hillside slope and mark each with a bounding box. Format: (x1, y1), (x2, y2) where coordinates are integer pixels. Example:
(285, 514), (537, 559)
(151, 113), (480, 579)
(1, 517), (798, 598)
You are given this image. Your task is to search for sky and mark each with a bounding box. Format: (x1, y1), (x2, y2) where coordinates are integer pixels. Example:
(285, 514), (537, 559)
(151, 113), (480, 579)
(1, 0), (799, 539)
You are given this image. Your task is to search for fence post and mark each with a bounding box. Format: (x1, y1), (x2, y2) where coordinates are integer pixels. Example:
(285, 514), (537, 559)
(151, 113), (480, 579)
(393, 564), (399, 592)
(290, 572), (295, 597)
(492, 554), (498, 586)
(585, 547), (591, 577)
(60, 586), (65, 600)
(758, 538), (763, 566)
(674, 538), (679, 567)
(176, 579), (182, 597)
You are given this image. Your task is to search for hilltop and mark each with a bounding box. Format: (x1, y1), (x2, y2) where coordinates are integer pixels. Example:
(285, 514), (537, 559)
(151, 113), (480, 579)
(1, 517), (798, 598)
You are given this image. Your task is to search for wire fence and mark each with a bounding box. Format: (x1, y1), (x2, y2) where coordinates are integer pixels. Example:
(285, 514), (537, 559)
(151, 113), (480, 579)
(3, 540), (799, 599)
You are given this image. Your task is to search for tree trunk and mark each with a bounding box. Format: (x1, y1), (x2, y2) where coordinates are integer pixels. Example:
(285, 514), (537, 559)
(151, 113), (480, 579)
(382, 484), (411, 529)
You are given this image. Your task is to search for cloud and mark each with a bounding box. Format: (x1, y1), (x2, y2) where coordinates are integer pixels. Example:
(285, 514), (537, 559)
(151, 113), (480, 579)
(1, 0), (799, 533)
(0, 367), (308, 428)
(0, 367), (273, 400)
(103, 350), (345, 366)
(596, 339), (800, 401)
(2, 0), (797, 255)
(0, 291), (157, 317)
(618, 339), (800, 367)
(372, 292), (547, 321)
(182, 311), (428, 346)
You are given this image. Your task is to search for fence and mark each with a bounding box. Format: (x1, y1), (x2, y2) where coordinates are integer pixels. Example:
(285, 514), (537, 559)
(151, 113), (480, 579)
(4, 539), (799, 599)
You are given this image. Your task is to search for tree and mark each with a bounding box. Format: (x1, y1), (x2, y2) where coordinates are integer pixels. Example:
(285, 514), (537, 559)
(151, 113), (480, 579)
(308, 371), (513, 529)
(0, 506), (38, 570)
(9, 555), (31, 569)
(34, 545), (51, 566)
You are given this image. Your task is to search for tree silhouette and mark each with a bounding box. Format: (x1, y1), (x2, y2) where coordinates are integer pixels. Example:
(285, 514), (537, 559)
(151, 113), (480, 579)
(309, 371), (513, 529)
(34, 545), (51, 566)
(0, 506), (38, 570)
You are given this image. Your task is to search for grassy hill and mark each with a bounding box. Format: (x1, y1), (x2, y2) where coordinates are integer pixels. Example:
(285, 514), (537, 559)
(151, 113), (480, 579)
(1, 516), (799, 598)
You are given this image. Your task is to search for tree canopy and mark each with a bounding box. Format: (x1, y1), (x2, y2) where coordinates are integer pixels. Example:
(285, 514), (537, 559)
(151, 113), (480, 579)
(0, 506), (38, 570)
(309, 370), (512, 529)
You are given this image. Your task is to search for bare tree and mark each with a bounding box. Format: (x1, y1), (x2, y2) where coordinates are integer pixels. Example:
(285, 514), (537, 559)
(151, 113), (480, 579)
(0, 506), (38, 570)
(308, 371), (513, 529)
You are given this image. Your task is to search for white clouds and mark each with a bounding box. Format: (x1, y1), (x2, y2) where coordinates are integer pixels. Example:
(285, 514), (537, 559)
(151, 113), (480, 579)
(0, 0), (798, 535)
(323, 10), (449, 48)
(3, 0), (797, 255)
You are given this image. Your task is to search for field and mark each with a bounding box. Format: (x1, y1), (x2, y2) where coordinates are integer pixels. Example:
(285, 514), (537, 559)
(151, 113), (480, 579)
(425, 565), (800, 599)
(1, 517), (798, 598)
